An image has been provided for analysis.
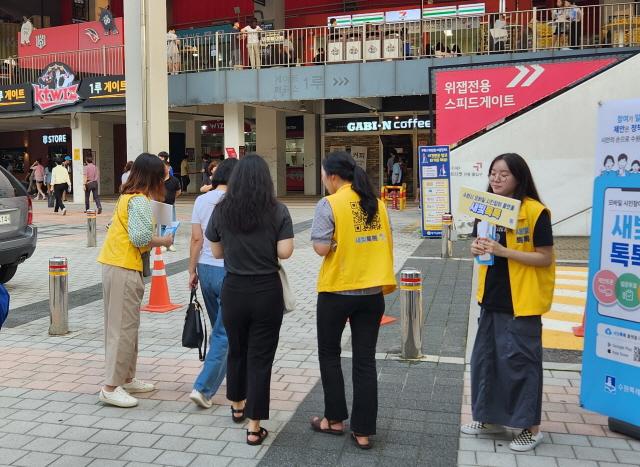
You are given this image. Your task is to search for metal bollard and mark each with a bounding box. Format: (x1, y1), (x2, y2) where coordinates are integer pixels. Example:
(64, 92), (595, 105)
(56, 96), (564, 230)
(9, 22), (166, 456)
(87, 209), (97, 247)
(49, 257), (69, 336)
(400, 269), (424, 359)
(441, 213), (453, 258)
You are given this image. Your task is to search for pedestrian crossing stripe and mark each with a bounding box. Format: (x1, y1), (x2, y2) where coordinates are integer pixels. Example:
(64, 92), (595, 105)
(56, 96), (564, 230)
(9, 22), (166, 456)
(542, 266), (587, 351)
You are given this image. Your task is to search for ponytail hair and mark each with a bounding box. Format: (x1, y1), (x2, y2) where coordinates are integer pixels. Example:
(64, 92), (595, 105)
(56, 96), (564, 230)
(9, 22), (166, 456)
(322, 151), (379, 225)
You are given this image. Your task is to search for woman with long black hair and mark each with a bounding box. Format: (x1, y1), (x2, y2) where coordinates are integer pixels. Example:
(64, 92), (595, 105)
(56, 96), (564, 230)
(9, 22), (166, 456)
(206, 154), (294, 446)
(461, 153), (555, 452)
(309, 151), (396, 450)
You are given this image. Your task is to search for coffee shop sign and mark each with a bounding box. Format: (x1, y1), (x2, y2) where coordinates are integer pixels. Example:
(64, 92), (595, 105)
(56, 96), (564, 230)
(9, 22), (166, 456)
(347, 118), (431, 132)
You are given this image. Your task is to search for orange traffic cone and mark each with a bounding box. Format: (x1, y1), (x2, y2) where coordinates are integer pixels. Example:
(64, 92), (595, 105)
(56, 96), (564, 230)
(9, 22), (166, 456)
(380, 315), (397, 326)
(141, 247), (182, 313)
(572, 306), (586, 337)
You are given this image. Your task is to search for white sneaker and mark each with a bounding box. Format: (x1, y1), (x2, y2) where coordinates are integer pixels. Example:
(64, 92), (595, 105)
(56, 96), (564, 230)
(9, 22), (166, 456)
(99, 387), (138, 408)
(189, 389), (213, 409)
(122, 378), (155, 394)
(460, 421), (506, 435)
(510, 429), (544, 452)
(168, 245), (176, 252)
(160, 246), (167, 253)
(62, 208), (67, 216)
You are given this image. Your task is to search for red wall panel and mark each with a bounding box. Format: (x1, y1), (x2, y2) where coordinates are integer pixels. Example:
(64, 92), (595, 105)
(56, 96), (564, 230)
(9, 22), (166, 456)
(171, 0), (254, 28)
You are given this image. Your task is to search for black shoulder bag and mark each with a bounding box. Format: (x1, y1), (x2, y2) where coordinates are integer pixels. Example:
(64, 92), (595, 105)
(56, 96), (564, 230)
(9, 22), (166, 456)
(182, 288), (208, 361)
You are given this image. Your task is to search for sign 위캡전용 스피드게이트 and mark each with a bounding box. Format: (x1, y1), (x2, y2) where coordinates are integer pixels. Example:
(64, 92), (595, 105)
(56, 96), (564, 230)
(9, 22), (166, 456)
(419, 145), (451, 238)
(457, 186), (521, 230)
(581, 98), (640, 430)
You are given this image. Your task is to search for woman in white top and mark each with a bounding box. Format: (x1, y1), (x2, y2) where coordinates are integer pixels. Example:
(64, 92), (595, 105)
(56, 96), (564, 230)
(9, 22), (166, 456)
(188, 158), (238, 408)
(167, 29), (181, 75)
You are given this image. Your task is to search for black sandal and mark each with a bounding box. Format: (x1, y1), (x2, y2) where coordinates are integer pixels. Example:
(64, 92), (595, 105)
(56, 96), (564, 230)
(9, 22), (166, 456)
(231, 406), (246, 423)
(351, 432), (372, 450)
(310, 416), (344, 435)
(246, 427), (268, 446)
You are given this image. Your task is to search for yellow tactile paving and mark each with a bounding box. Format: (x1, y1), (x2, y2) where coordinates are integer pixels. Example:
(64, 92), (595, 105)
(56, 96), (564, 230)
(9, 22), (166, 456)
(542, 266), (588, 351)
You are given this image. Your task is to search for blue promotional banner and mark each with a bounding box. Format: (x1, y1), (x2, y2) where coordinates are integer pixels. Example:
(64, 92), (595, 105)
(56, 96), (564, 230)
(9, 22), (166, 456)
(419, 145), (451, 238)
(581, 99), (640, 428)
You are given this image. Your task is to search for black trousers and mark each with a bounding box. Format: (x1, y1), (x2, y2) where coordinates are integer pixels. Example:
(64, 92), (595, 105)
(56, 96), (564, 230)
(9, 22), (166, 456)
(221, 273), (283, 420)
(53, 184), (66, 212)
(181, 175), (190, 192)
(317, 292), (385, 435)
(84, 181), (102, 211)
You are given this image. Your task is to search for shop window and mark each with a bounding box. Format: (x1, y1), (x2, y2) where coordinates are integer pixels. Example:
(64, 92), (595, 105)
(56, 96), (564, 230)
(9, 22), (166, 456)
(72, 0), (89, 23)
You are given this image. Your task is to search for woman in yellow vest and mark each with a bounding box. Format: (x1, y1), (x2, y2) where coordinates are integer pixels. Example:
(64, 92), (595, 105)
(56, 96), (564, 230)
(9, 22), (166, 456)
(97, 153), (174, 408)
(461, 153), (555, 452)
(310, 151), (396, 450)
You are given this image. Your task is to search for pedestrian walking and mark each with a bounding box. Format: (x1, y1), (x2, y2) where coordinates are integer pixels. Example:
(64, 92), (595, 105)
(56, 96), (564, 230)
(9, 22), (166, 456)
(50, 157), (71, 215)
(242, 18), (262, 69)
(97, 153), (174, 408)
(180, 157), (190, 192)
(84, 156), (102, 214)
(461, 153), (555, 452)
(63, 155), (72, 202)
(121, 160), (133, 188)
(200, 160), (219, 193)
(163, 160), (182, 251)
(206, 154), (294, 446)
(30, 160), (46, 200)
(309, 151), (396, 450)
(188, 158), (238, 408)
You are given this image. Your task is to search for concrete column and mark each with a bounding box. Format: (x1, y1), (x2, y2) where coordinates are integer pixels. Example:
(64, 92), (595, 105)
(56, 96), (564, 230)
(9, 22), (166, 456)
(185, 120), (202, 193)
(256, 107), (286, 196)
(303, 114), (320, 195)
(224, 103), (245, 157)
(124, 0), (169, 160)
(97, 121), (115, 195)
(71, 113), (92, 204)
(261, 0), (285, 29)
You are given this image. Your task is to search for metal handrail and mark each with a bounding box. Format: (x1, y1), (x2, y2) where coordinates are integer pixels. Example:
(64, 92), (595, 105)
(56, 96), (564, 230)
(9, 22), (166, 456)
(0, 2), (638, 84)
(552, 206), (593, 226)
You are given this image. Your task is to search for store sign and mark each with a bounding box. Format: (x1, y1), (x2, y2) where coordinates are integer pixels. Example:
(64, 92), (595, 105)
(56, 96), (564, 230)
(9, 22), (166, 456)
(581, 99), (640, 430)
(33, 62), (80, 112)
(436, 58), (617, 146)
(337, 117), (431, 133)
(79, 75), (126, 107)
(419, 146), (451, 238)
(0, 84), (33, 112)
(225, 147), (238, 158)
(350, 146), (367, 170)
(42, 134), (68, 144)
(385, 9), (421, 22)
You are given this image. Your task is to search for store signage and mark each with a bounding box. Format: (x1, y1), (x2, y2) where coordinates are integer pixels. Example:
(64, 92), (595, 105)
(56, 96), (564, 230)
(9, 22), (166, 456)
(458, 186), (521, 229)
(386, 9), (421, 22)
(327, 15), (352, 27)
(436, 58), (617, 146)
(419, 146), (451, 238)
(581, 99), (640, 430)
(79, 75), (126, 107)
(350, 146), (367, 170)
(347, 117), (431, 132)
(42, 134), (68, 144)
(0, 84), (33, 112)
(225, 147), (238, 158)
(33, 62), (81, 112)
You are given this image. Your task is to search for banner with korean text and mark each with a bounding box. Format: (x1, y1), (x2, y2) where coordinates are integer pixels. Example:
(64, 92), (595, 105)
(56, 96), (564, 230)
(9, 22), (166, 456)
(457, 186), (521, 229)
(435, 58), (617, 146)
(419, 146), (451, 238)
(581, 99), (640, 429)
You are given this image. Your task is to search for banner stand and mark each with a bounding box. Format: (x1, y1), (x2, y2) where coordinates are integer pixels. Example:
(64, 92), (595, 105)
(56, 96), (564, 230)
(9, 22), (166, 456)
(609, 418), (640, 441)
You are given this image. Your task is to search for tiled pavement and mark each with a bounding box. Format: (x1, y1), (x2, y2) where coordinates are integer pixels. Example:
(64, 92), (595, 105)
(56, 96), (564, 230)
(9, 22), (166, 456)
(1, 200), (639, 466)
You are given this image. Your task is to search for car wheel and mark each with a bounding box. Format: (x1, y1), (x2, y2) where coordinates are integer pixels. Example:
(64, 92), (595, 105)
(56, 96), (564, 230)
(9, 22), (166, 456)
(0, 264), (18, 284)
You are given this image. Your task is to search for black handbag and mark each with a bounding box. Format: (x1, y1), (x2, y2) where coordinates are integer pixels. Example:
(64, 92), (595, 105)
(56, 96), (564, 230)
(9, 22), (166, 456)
(47, 192), (55, 208)
(182, 288), (207, 361)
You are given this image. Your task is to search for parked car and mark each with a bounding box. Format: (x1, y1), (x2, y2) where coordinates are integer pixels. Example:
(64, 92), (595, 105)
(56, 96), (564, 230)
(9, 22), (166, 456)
(0, 167), (37, 283)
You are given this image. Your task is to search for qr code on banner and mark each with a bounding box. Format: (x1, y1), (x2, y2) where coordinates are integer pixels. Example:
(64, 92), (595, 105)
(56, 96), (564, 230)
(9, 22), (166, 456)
(634, 346), (640, 363)
(350, 202), (381, 232)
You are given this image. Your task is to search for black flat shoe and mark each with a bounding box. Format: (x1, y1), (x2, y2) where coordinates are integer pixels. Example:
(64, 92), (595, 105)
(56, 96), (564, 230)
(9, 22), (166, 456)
(231, 406), (246, 423)
(247, 427), (268, 446)
(351, 432), (372, 450)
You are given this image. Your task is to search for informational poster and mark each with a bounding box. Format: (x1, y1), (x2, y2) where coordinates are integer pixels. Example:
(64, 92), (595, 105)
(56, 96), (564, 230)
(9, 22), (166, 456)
(458, 186), (521, 229)
(329, 146), (346, 153)
(419, 145), (451, 238)
(594, 98), (640, 178)
(350, 146), (367, 170)
(581, 99), (640, 429)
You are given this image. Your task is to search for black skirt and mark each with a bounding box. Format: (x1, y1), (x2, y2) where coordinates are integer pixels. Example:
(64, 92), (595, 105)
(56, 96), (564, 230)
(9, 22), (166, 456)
(470, 308), (543, 429)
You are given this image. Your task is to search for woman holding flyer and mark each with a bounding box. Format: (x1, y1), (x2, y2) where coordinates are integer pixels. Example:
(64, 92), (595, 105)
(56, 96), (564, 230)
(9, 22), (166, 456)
(461, 153), (555, 452)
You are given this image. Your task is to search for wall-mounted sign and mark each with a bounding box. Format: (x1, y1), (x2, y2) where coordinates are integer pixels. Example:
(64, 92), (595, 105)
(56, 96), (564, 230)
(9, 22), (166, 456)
(42, 134), (68, 144)
(79, 75), (126, 107)
(225, 147), (238, 158)
(326, 116), (432, 133)
(327, 15), (352, 27)
(351, 12), (385, 24)
(385, 9), (421, 22)
(0, 84), (33, 112)
(350, 146), (367, 170)
(33, 62), (81, 112)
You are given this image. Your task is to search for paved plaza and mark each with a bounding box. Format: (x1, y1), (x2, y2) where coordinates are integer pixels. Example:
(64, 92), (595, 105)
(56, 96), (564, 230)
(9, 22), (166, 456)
(0, 199), (639, 466)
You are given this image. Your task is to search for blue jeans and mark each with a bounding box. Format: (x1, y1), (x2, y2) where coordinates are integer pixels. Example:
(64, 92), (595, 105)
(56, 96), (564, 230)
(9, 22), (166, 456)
(193, 263), (228, 398)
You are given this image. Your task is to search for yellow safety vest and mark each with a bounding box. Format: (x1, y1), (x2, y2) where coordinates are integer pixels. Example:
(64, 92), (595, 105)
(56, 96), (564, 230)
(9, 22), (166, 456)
(97, 194), (151, 272)
(317, 184), (397, 294)
(477, 197), (556, 317)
